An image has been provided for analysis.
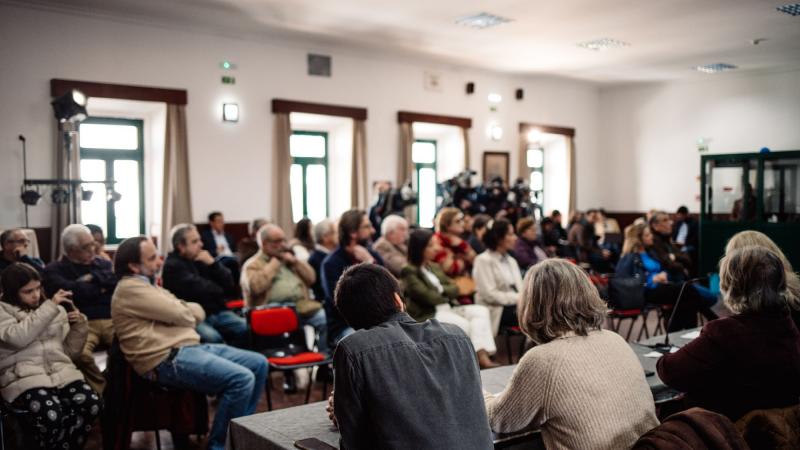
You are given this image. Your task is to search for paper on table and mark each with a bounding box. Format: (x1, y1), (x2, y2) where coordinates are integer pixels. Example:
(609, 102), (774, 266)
(680, 330), (701, 339)
(644, 351), (663, 358)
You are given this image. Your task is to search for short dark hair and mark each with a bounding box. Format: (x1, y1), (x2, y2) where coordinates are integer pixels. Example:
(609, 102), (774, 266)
(676, 206), (689, 215)
(208, 211), (223, 222)
(408, 229), (434, 266)
(86, 224), (103, 236)
(1, 263), (42, 306)
(541, 217), (554, 227)
(586, 208), (599, 215)
(338, 209), (366, 247)
(334, 264), (401, 330)
(483, 218), (513, 251)
(294, 218), (314, 250)
(551, 210), (561, 217)
(471, 214), (491, 234)
(114, 236), (148, 278)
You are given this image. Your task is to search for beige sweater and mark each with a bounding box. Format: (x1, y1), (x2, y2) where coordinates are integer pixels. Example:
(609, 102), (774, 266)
(111, 276), (205, 375)
(485, 330), (658, 450)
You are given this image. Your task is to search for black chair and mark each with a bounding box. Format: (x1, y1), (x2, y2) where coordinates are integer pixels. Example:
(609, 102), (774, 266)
(0, 400), (27, 450)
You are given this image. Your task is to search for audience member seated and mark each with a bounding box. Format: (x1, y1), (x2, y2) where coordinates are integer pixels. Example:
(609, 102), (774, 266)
(568, 209), (612, 272)
(0, 228), (45, 273)
(725, 230), (800, 328)
(308, 219), (337, 301)
(236, 217), (268, 265)
(111, 236), (268, 450)
(616, 223), (716, 331)
(648, 211), (693, 279)
(328, 264), (494, 450)
(512, 217), (548, 272)
(85, 224), (112, 261)
(484, 259), (658, 449)
(163, 224), (247, 347)
(321, 209), (383, 347)
(43, 224), (117, 395)
(201, 211), (240, 281)
(288, 217), (315, 262)
(241, 224), (328, 353)
(550, 209), (567, 241)
(473, 218), (523, 335)
(468, 213), (491, 255)
(672, 206), (698, 255)
(432, 207), (476, 278)
(372, 215), (409, 277)
(657, 246), (800, 421)
(401, 229), (498, 369)
(0, 263), (102, 450)
(540, 217), (562, 256)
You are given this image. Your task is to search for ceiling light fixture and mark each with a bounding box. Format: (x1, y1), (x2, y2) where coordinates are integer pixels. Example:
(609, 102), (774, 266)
(693, 63), (738, 74)
(577, 38), (630, 51)
(488, 93), (502, 103)
(222, 103), (239, 122)
(776, 3), (800, 16)
(455, 12), (511, 29)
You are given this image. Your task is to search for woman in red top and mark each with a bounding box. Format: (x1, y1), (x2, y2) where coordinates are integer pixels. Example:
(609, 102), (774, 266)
(656, 246), (800, 421)
(432, 208), (476, 278)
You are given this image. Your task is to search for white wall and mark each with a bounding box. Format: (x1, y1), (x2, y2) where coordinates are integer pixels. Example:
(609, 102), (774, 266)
(598, 69), (800, 212)
(0, 4), (601, 229)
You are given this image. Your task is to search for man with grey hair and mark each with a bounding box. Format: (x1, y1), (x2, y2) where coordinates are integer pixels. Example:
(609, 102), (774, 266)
(0, 228), (45, 274)
(162, 223), (248, 347)
(308, 219), (337, 301)
(373, 215), (409, 277)
(241, 223), (328, 353)
(43, 223), (117, 394)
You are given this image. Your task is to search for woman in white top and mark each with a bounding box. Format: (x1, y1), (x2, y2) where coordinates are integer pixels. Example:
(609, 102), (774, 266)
(288, 217), (314, 261)
(472, 218), (524, 335)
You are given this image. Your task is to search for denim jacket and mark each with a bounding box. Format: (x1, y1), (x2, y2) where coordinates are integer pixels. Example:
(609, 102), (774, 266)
(333, 312), (493, 450)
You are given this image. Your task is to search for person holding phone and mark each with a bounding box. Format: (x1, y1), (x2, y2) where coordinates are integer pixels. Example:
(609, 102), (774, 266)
(0, 262), (102, 450)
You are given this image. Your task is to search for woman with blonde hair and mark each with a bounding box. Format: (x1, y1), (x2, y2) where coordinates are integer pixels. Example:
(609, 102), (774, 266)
(431, 207), (476, 278)
(485, 259), (658, 450)
(657, 246), (800, 420)
(725, 230), (800, 327)
(616, 223), (716, 331)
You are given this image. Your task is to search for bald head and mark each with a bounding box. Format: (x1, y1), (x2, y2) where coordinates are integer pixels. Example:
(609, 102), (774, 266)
(258, 224), (287, 257)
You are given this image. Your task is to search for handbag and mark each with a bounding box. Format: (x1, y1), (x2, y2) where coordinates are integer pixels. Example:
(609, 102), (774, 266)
(608, 277), (646, 310)
(453, 275), (476, 296)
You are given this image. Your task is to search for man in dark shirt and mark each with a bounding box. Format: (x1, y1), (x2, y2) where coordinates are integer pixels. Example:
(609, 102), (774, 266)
(162, 224), (248, 347)
(321, 209), (384, 347)
(328, 264), (493, 450)
(0, 228), (45, 273)
(43, 224), (117, 394)
(307, 219), (337, 302)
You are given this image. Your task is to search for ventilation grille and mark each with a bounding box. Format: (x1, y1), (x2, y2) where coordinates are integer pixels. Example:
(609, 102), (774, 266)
(694, 63), (738, 74)
(577, 38), (630, 51)
(308, 54), (332, 77)
(777, 3), (800, 16)
(455, 13), (512, 29)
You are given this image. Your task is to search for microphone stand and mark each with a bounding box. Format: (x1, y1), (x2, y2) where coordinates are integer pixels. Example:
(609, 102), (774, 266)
(650, 277), (707, 353)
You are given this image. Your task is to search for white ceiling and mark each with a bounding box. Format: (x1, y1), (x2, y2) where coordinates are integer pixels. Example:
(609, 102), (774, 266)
(15, 0), (800, 82)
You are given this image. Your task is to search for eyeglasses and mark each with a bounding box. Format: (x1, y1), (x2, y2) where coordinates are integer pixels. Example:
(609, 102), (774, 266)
(266, 238), (287, 244)
(6, 239), (30, 245)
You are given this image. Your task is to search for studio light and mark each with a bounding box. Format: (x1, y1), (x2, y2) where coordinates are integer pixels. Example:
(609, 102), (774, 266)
(20, 189), (41, 206)
(51, 89), (88, 123)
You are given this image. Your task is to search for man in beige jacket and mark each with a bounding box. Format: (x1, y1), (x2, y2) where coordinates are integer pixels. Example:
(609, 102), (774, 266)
(372, 215), (409, 277)
(111, 236), (268, 450)
(241, 224), (328, 353)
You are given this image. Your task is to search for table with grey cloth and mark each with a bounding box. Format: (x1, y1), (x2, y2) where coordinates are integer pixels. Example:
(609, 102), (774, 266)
(227, 328), (699, 450)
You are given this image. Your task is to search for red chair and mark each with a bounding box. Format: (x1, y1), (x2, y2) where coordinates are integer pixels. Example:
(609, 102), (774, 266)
(607, 308), (649, 342)
(247, 306), (332, 410)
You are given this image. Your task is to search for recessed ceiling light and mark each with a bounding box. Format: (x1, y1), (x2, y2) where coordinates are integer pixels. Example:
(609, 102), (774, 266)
(577, 38), (630, 51)
(693, 63), (738, 74)
(776, 3), (800, 16)
(455, 12), (512, 29)
(487, 93), (502, 103)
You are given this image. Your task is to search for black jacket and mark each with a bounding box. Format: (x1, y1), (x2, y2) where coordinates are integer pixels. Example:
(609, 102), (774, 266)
(161, 251), (235, 316)
(333, 312), (494, 450)
(43, 256), (116, 320)
(200, 228), (235, 258)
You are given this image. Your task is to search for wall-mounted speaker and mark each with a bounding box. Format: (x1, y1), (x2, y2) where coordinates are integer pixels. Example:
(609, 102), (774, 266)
(516, 88), (524, 100)
(466, 82), (475, 94)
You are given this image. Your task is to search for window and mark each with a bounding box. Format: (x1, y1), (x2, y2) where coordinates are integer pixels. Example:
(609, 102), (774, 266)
(412, 140), (437, 228)
(79, 118), (145, 244)
(290, 131), (329, 223)
(527, 145), (544, 218)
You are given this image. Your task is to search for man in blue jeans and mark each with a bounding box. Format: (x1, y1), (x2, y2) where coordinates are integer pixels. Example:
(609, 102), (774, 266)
(163, 223), (249, 347)
(111, 236), (267, 450)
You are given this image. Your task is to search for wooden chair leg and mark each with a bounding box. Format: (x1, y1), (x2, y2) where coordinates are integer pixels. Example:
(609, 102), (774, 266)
(304, 368), (314, 404)
(625, 317), (635, 341)
(505, 332), (513, 365)
(266, 376), (273, 411)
